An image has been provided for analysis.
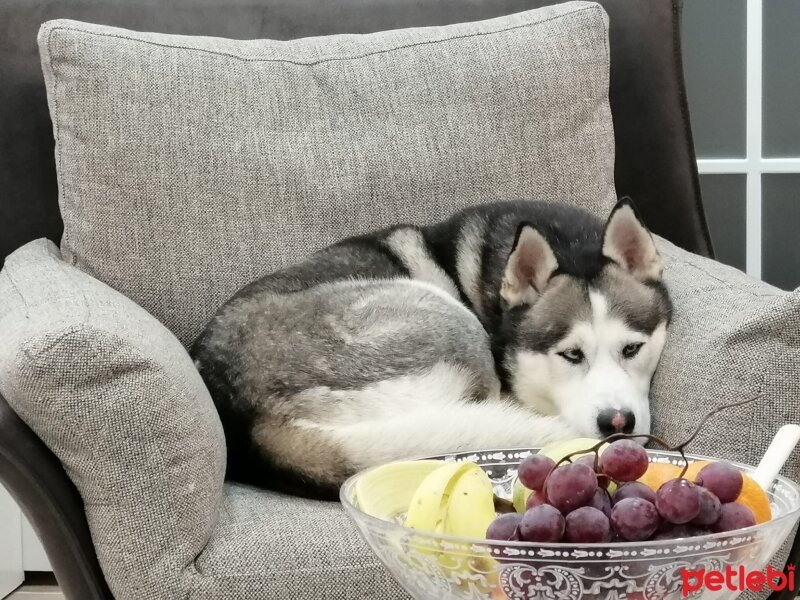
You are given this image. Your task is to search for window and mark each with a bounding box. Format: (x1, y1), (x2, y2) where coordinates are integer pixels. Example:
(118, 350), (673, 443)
(683, 0), (800, 290)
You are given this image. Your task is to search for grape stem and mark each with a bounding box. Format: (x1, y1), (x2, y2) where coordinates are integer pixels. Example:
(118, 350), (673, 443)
(556, 394), (761, 479)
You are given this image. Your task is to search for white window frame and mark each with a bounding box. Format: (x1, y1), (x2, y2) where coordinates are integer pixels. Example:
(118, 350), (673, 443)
(696, 0), (800, 280)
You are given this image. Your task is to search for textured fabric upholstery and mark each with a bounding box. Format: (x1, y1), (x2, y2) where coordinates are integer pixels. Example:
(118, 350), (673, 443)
(3, 3), (796, 597)
(653, 237), (800, 482)
(0, 239), (226, 599)
(0, 239), (406, 599)
(652, 244), (800, 600)
(195, 483), (409, 599)
(38, 2), (616, 346)
(651, 239), (800, 600)
(2, 237), (798, 599)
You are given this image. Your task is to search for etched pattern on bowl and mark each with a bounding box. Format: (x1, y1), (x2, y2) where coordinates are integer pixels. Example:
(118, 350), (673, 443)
(341, 449), (800, 600)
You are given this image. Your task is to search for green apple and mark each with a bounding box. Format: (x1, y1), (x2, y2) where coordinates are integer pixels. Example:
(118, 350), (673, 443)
(513, 438), (613, 512)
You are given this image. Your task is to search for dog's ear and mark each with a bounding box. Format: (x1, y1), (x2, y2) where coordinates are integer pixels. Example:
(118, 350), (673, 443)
(501, 224), (559, 306)
(602, 198), (662, 281)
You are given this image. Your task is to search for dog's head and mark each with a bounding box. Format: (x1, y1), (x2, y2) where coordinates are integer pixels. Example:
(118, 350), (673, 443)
(500, 199), (671, 440)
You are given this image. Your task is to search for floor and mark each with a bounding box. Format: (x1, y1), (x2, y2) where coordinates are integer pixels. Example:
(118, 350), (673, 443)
(5, 574), (64, 600)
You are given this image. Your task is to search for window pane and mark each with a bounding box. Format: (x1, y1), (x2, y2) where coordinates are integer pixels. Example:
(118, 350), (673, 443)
(762, 175), (800, 290)
(682, 0), (747, 158)
(699, 174), (746, 272)
(763, 0), (800, 156)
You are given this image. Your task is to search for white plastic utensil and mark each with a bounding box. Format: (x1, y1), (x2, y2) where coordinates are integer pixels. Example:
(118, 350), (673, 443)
(752, 424), (800, 490)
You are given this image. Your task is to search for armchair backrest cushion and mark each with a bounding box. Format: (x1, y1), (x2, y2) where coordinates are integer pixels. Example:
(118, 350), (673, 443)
(38, 2), (616, 346)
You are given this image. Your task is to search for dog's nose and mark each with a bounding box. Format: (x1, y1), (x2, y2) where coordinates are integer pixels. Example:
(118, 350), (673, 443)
(597, 408), (635, 437)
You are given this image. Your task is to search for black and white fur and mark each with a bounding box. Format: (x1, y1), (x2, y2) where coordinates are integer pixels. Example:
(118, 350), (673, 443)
(192, 200), (672, 499)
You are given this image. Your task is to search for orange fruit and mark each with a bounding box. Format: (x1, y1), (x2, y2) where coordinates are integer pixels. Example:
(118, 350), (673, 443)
(682, 460), (712, 482)
(737, 473), (772, 524)
(672, 459), (772, 524)
(638, 462), (681, 491)
(491, 584), (508, 600)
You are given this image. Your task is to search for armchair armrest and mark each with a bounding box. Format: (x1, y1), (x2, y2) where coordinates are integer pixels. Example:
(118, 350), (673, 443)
(0, 239), (226, 599)
(652, 237), (800, 477)
(651, 237), (800, 599)
(0, 391), (112, 599)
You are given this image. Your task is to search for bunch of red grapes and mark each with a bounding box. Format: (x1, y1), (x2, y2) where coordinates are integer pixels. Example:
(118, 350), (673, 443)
(487, 440), (756, 544)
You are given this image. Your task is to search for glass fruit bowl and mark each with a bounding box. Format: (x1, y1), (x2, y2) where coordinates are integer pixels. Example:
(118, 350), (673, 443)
(340, 449), (800, 600)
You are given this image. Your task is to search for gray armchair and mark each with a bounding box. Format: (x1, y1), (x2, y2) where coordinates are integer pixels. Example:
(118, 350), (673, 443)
(1, 0), (797, 599)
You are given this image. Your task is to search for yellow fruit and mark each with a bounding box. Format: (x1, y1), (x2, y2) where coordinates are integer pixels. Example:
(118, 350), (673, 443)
(355, 459), (445, 519)
(405, 461), (496, 537)
(405, 462), (475, 532)
(405, 462), (499, 595)
(443, 464), (497, 538)
(512, 477), (531, 513)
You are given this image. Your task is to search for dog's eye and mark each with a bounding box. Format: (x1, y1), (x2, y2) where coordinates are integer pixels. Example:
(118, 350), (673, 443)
(557, 349), (585, 364)
(622, 343), (644, 359)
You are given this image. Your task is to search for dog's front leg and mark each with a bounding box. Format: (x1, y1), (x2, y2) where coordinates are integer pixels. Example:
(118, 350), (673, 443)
(328, 399), (582, 470)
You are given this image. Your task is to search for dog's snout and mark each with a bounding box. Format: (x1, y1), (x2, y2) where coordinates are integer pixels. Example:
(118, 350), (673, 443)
(597, 408), (635, 437)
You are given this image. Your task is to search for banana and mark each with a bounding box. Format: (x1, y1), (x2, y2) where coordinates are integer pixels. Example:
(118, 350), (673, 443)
(355, 459), (445, 520)
(443, 464), (497, 538)
(356, 459), (499, 592)
(405, 461), (476, 532)
(405, 461), (499, 595)
(404, 461), (496, 537)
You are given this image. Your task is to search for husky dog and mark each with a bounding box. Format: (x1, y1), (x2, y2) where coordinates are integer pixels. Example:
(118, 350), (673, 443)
(192, 199), (671, 499)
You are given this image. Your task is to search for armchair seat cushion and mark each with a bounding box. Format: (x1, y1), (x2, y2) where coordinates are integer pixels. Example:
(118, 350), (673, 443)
(195, 483), (407, 599)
